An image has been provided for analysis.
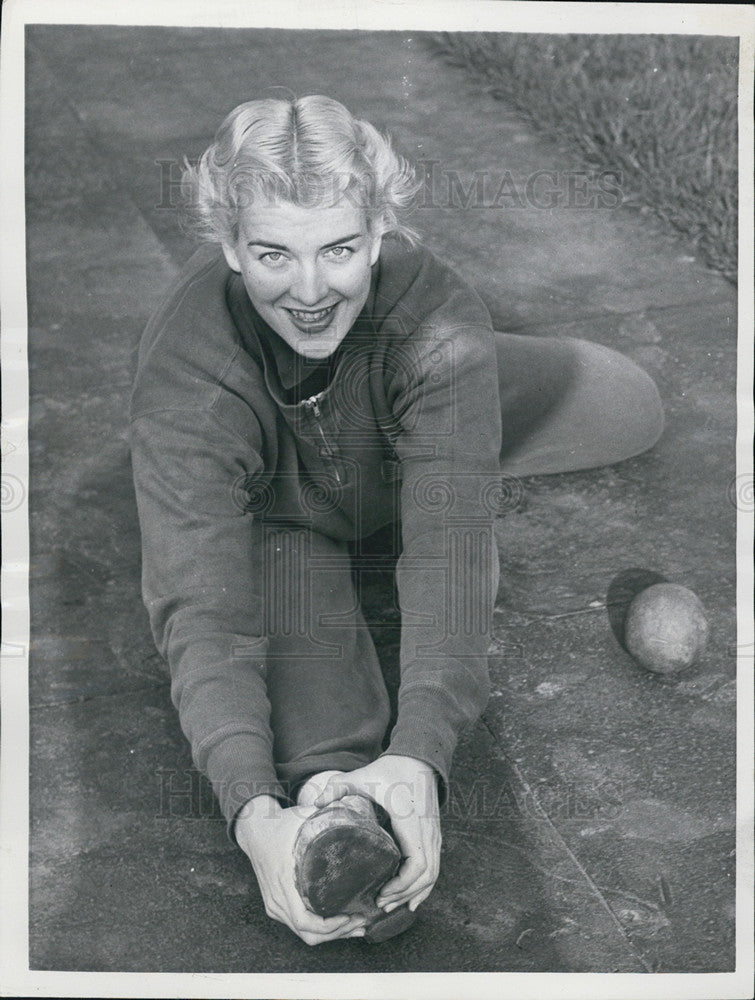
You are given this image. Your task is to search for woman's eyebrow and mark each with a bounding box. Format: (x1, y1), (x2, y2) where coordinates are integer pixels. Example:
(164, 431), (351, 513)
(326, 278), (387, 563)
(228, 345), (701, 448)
(247, 239), (289, 251)
(321, 232), (363, 249)
(246, 233), (364, 251)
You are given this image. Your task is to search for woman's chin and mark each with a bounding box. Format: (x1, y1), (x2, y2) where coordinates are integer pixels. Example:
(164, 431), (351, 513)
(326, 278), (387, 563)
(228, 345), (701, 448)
(300, 345), (340, 360)
(290, 331), (345, 360)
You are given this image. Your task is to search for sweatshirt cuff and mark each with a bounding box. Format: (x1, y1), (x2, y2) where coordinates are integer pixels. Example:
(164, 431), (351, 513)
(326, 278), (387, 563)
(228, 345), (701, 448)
(204, 733), (288, 840)
(382, 692), (462, 807)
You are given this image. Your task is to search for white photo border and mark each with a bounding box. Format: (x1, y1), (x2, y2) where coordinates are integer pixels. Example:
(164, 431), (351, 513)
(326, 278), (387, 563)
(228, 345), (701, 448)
(1, 2), (753, 998)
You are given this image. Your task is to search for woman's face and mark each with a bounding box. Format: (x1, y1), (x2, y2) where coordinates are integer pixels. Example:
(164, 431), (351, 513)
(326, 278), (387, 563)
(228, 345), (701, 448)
(223, 196), (382, 360)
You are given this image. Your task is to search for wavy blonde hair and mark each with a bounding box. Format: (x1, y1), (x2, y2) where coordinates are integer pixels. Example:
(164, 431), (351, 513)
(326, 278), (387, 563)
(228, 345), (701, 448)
(181, 95), (421, 246)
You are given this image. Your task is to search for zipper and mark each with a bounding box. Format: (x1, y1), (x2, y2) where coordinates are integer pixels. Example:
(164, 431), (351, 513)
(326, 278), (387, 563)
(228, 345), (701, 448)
(303, 392), (342, 486)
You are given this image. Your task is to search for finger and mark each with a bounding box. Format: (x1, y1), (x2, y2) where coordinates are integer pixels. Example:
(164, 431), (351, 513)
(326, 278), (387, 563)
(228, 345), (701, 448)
(277, 907), (368, 943)
(312, 776), (361, 808)
(269, 891), (351, 934)
(290, 906), (359, 935)
(268, 903), (352, 933)
(381, 870), (437, 912)
(286, 890), (370, 937)
(295, 916), (368, 945)
(377, 829), (440, 907)
(297, 924), (366, 946)
(380, 876), (433, 910)
(377, 853), (427, 904)
(408, 881), (436, 912)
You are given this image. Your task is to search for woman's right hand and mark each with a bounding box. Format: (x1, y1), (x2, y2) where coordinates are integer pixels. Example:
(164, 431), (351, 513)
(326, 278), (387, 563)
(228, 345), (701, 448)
(234, 795), (369, 946)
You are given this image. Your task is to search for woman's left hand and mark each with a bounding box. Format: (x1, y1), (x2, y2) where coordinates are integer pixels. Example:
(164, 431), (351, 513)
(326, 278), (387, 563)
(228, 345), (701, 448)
(313, 754), (441, 913)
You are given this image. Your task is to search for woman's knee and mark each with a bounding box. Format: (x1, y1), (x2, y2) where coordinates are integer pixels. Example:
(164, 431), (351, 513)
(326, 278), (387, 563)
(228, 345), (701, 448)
(569, 338), (664, 460)
(499, 336), (665, 476)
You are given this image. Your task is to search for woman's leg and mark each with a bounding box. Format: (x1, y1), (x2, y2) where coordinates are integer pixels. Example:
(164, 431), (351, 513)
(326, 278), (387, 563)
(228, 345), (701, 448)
(496, 333), (664, 476)
(260, 521), (391, 796)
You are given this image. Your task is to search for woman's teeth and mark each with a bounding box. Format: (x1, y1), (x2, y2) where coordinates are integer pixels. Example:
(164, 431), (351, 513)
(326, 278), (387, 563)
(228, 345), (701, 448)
(288, 304), (336, 323)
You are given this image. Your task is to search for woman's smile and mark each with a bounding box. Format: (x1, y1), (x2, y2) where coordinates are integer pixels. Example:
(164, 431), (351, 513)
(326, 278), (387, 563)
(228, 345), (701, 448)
(285, 301), (340, 332)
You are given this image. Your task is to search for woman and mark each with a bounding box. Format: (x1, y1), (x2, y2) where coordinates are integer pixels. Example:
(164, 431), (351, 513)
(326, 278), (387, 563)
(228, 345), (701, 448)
(130, 95), (663, 946)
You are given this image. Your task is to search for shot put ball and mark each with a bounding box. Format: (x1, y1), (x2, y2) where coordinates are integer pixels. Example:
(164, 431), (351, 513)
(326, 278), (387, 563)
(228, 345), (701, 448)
(625, 583), (709, 674)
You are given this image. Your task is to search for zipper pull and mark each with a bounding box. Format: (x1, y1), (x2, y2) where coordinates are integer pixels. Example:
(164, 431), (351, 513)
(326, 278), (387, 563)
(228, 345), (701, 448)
(304, 392), (323, 418)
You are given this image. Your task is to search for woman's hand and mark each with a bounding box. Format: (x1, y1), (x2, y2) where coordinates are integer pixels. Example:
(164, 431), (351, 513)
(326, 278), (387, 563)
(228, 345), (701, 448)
(234, 795), (369, 945)
(313, 755), (441, 913)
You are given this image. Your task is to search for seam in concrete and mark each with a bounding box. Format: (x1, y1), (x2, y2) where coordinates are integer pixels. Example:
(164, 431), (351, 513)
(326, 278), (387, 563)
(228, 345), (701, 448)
(30, 681), (171, 710)
(27, 39), (184, 273)
(501, 295), (734, 337)
(453, 828), (664, 916)
(480, 716), (654, 973)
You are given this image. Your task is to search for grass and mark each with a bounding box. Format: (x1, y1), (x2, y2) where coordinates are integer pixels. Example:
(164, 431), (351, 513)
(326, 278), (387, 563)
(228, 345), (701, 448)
(427, 33), (738, 282)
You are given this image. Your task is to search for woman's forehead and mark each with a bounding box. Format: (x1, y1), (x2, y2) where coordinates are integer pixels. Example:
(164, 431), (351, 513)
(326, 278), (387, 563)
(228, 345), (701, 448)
(237, 197), (370, 247)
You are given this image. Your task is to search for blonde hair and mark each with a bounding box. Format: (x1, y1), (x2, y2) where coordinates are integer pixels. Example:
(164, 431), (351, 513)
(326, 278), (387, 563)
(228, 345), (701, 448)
(181, 95), (421, 245)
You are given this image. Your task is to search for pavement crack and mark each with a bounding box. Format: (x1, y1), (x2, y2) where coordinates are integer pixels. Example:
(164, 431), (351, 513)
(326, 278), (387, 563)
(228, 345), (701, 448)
(31, 681), (170, 710)
(478, 716), (654, 972)
(451, 828), (663, 914)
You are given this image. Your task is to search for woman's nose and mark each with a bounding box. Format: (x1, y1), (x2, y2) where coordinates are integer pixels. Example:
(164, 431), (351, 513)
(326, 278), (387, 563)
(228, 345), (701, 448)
(290, 263), (329, 306)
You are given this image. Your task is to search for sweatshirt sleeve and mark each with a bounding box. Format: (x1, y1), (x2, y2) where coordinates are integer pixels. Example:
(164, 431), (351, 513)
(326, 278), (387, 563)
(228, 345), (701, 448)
(130, 404), (287, 831)
(382, 316), (502, 795)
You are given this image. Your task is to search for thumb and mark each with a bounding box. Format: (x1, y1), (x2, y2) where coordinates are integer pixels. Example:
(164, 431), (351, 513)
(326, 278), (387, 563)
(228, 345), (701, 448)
(313, 773), (368, 809)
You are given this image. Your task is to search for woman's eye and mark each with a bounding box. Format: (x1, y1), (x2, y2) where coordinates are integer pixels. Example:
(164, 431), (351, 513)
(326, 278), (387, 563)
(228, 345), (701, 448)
(326, 246), (353, 259)
(260, 251), (285, 264)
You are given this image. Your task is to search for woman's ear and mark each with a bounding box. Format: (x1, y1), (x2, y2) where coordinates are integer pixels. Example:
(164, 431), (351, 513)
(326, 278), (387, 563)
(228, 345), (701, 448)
(222, 242), (241, 273)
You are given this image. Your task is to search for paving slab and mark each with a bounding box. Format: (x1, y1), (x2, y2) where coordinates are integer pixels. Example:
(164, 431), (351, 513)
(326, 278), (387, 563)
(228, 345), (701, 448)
(24, 25), (737, 975)
(30, 687), (645, 972)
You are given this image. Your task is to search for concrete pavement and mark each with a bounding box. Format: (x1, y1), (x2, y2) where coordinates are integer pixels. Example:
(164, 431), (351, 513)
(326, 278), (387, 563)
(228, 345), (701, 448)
(26, 26), (737, 973)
